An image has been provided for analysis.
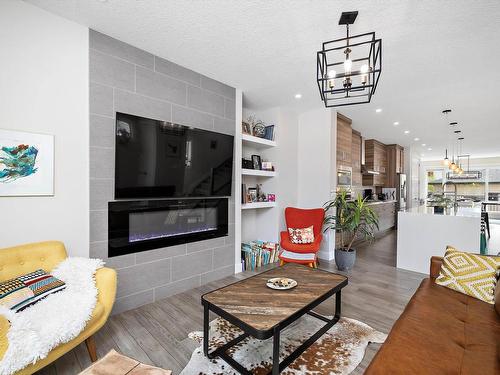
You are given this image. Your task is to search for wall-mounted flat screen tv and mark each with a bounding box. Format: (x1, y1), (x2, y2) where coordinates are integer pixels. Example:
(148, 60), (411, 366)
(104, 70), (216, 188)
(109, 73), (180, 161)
(115, 112), (234, 199)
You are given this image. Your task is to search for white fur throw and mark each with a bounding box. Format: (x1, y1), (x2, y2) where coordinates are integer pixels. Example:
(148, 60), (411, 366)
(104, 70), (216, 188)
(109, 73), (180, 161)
(0, 257), (104, 375)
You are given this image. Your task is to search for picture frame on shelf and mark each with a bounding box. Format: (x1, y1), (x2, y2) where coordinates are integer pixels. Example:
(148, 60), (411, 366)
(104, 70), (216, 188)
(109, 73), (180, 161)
(242, 121), (251, 135)
(261, 161), (273, 171)
(242, 158), (253, 169)
(251, 154), (262, 170)
(264, 125), (275, 141)
(248, 187), (257, 202)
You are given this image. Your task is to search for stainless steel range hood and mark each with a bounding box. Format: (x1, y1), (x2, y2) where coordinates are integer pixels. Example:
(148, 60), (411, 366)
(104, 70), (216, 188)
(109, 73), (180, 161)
(361, 137), (380, 175)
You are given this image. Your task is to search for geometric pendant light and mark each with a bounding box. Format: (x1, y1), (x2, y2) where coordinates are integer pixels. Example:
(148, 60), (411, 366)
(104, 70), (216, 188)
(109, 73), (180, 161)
(317, 11), (382, 107)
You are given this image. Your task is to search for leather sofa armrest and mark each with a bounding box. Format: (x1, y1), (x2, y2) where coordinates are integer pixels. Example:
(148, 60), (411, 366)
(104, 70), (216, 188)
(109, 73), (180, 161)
(430, 256), (443, 279)
(94, 267), (117, 317)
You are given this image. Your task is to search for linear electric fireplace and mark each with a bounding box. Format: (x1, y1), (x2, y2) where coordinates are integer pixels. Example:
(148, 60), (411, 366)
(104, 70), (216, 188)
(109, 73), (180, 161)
(108, 198), (228, 257)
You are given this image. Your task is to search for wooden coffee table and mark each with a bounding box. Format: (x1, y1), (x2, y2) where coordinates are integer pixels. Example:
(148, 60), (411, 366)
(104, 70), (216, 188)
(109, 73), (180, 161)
(201, 263), (348, 374)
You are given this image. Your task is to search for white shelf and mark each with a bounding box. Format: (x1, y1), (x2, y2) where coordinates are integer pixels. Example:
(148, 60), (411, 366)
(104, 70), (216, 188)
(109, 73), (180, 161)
(242, 133), (276, 148)
(241, 201), (277, 210)
(241, 168), (276, 177)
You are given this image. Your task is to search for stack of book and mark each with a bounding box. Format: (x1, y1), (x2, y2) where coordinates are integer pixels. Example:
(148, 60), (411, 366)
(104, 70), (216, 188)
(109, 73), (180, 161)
(241, 241), (280, 271)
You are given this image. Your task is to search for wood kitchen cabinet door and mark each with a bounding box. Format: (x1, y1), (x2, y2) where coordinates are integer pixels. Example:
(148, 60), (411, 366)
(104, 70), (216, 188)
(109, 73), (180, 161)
(351, 129), (362, 186)
(337, 113), (352, 167)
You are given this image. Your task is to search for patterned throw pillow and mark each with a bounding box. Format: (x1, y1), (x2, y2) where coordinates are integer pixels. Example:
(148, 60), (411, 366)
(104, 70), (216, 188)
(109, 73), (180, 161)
(288, 226), (315, 244)
(435, 246), (500, 304)
(0, 269), (66, 312)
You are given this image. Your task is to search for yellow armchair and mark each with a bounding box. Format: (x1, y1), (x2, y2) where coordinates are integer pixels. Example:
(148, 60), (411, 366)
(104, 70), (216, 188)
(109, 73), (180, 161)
(0, 241), (117, 374)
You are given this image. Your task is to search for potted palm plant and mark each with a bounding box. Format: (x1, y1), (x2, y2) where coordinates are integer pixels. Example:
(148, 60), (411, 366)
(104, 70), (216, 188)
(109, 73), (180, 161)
(323, 190), (379, 271)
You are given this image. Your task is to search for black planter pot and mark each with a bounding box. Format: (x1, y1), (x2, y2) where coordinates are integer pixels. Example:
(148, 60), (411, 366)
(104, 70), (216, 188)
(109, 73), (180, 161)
(335, 247), (356, 271)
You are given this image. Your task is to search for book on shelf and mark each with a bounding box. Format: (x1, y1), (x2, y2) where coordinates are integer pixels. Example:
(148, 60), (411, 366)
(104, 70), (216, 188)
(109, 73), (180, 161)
(241, 241), (280, 271)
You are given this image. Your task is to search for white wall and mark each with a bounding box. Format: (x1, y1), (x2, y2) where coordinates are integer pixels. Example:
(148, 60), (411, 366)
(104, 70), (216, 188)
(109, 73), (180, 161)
(0, 1), (89, 256)
(297, 108), (336, 260)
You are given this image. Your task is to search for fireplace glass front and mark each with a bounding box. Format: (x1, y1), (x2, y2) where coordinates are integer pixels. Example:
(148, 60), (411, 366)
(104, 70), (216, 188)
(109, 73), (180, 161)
(108, 198), (228, 257)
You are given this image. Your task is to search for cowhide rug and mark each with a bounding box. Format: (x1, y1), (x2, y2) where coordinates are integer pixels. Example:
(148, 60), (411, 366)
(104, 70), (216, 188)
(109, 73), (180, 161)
(180, 315), (386, 375)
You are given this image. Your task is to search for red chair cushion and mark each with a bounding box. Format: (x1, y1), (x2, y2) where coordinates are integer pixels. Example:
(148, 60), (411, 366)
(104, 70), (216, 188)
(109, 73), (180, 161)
(280, 231), (322, 253)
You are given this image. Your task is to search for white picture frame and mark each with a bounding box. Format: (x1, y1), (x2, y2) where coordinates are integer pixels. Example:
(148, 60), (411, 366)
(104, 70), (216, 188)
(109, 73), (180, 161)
(0, 129), (54, 196)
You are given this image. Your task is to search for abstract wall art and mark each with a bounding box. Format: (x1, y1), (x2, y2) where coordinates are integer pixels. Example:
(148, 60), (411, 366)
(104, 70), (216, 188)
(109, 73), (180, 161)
(0, 129), (54, 196)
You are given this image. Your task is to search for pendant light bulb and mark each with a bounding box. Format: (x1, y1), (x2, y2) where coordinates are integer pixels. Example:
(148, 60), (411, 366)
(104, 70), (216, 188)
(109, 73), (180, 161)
(450, 162), (457, 171)
(327, 70), (336, 89)
(443, 157), (450, 167)
(360, 64), (369, 85)
(344, 58), (352, 75)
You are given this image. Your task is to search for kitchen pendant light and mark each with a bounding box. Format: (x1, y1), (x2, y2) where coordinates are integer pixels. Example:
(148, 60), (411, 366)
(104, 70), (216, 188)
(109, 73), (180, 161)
(317, 11), (382, 107)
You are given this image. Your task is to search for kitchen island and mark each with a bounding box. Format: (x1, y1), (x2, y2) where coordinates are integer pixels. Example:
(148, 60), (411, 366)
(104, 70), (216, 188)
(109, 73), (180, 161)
(397, 205), (481, 274)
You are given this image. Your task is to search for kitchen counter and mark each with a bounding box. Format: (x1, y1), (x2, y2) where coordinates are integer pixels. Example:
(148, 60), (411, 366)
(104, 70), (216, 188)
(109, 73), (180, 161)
(365, 200), (396, 206)
(403, 205), (481, 217)
(397, 205), (480, 274)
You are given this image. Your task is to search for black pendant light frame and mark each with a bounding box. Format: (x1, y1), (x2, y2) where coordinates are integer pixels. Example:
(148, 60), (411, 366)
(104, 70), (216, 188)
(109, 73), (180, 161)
(317, 11), (382, 107)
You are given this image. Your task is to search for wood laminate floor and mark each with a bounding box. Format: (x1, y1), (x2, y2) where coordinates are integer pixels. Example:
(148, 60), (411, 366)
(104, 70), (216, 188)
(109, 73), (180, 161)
(36, 230), (426, 375)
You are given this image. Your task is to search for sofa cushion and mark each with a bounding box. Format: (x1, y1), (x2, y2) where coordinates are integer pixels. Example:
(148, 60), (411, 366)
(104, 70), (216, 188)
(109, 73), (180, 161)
(435, 247), (500, 304)
(365, 278), (500, 375)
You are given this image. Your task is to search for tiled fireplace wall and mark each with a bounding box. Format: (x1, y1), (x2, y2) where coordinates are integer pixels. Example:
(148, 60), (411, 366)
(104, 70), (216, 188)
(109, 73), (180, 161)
(89, 30), (236, 314)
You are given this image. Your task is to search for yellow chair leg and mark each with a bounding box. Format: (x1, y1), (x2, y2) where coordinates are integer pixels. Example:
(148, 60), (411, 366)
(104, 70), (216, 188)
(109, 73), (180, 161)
(280, 260), (285, 266)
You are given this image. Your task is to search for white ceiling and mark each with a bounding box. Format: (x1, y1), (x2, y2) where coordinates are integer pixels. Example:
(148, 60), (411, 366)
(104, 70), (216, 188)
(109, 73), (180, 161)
(27, 0), (500, 160)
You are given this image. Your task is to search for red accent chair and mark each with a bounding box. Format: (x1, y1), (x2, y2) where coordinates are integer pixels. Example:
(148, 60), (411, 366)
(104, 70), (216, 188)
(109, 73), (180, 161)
(279, 207), (325, 268)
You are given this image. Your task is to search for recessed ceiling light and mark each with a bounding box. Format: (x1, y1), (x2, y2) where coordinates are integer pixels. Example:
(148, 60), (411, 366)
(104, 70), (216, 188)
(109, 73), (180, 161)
(414, 137), (420, 141)
(294, 93), (302, 99)
(375, 108), (382, 113)
(421, 143), (426, 147)
(393, 121), (399, 126)
(404, 130), (410, 134)
(428, 148), (432, 151)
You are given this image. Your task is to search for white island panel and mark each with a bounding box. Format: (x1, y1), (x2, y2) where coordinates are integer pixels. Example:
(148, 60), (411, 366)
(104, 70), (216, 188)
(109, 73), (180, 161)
(397, 208), (480, 274)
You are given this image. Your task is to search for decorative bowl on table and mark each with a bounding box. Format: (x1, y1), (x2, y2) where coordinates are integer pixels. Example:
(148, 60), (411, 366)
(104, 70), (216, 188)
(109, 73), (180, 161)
(266, 277), (297, 290)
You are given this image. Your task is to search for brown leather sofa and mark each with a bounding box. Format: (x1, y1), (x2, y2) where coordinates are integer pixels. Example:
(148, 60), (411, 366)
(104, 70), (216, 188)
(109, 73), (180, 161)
(365, 256), (500, 375)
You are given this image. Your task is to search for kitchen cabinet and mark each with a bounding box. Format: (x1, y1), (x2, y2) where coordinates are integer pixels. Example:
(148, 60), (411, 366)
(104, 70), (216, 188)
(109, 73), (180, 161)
(351, 129), (362, 186)
(370, 201), (396, 232)
(336, 113), (352, 167)
(385, 144), (405, 188)
(363, 139), (387, 186)
(335, 201), (395, 248)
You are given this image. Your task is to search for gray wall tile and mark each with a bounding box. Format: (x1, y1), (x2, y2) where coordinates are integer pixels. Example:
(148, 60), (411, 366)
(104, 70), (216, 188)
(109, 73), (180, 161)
(90, 115), (115, 148)
(90, 82), (113, 116)
(171, 250), (213, 281)
(171, 105), (213, 130)
(187, 86), (225, 117)
(155, 57), (201, 86)
(90, 30), (154, 69)
(136, 67), (187, 105)
(114, 89), (171, 121)
(187, 237), (225, 254)
(90, 240), (135, 269)
(90, 210), (107, 242)
(200, 76), (235, 99)
(224, 98), (236, 120)
(89, 31), (236, 314)
(213, 245), (234, 268)
(213, 117), (235, 136)
(154, 275), (201, 301)
(90, 49), (135, 91)
(116, 259), (171, 298)
(90, 178), (114, 210)
(113, 290), (154, 315)
(201, 265), (233, 285)
(90, 147), (114, 179)
(135, 244), (186, 264)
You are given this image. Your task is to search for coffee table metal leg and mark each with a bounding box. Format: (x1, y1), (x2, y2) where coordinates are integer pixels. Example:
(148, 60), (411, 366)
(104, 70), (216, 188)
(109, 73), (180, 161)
(272, 326), (280, 375)
(335, 290), (341, 318)
(203, 303), (209, 357)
